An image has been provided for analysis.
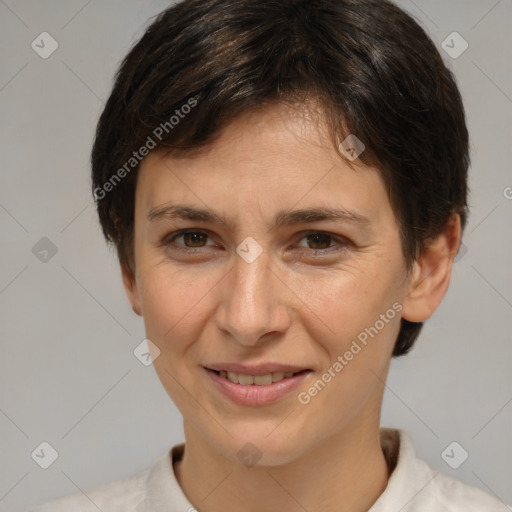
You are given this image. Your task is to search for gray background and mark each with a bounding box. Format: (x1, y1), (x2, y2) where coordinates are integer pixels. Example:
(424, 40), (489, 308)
(0, 1), (510, 510)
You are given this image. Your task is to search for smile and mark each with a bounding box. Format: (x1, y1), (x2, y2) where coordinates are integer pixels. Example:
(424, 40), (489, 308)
(204, 367), (312, 406)
(214, 369), (305, 386)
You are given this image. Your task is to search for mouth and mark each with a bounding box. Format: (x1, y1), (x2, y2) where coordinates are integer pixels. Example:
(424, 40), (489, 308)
(207, 368), (310, 386)
(203, 365), (312, 406)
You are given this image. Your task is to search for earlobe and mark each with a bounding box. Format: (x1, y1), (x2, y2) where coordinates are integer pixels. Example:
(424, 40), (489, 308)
(401, 213), (461, 322)
(122, 266), (142, 316)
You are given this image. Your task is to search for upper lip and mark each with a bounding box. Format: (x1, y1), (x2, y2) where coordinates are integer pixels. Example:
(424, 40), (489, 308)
(204, 363), (310, 375)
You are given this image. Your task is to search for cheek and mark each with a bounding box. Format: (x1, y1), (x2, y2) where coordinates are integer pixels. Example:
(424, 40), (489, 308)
(295, 282), (401, 438)
(293, 264), (401, 344)
(137, 268), (214, 406)
(290, 262), (404, 417)
(137, 266), (210, 347)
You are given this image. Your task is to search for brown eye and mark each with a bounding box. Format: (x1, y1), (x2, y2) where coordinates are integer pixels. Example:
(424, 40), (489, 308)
(182, 231), (208, 247)
(163, 230), (213, 250)
(305, 233), (333, 250)
(295, 231), (350, 256)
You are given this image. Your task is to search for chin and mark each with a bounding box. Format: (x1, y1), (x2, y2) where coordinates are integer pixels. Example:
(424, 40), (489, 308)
(210, 425), (308, 468)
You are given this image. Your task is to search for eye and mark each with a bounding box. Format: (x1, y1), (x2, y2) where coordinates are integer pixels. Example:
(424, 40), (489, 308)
(295, 231), (349, 254)
(161, 229), (350, 256)
(162, 229), (216, 250)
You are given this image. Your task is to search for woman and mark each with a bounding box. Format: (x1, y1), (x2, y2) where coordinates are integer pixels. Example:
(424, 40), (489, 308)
(31, 0), (507, 510)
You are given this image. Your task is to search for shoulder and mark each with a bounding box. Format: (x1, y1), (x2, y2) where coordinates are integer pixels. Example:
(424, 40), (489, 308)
(27, 468), (149, 512)
(429, 470), (510, 511)
(375, 428), (510, 512)
(28, 445), (189, 512)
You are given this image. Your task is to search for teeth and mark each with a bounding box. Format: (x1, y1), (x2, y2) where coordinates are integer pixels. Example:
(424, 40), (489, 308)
(254, 374), (272, 385)
(218, 370), (299, 385)
(238, 373), (254, 385)
(272, 372), (284, 382)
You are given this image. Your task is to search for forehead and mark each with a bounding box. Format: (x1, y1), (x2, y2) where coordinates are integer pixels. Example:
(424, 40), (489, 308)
(136, 104), (392, 229)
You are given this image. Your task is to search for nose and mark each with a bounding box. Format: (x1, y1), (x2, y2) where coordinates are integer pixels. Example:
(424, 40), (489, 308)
(215, 249), (292, 347)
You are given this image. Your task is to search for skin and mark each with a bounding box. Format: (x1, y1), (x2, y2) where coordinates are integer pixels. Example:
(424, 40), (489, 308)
(122, 103), (461, 512)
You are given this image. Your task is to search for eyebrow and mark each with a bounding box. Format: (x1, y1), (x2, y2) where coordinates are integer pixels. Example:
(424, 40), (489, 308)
(147, 204), (371, 229)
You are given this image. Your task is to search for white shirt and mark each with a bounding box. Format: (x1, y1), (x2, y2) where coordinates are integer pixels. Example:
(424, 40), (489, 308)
(29, 428), (509, 511)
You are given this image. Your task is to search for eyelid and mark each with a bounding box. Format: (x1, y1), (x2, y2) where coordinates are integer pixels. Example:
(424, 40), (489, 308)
(295, 230), (348, 248)
(163, 228), (350, 253)
(163, 228), (217, 247)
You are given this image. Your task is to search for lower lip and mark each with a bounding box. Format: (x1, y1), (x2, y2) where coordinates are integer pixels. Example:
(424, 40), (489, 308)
(205, 368), (311, 407)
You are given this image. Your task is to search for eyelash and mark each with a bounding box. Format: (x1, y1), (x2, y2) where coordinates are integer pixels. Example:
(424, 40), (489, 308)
(161, 229), (350, 256)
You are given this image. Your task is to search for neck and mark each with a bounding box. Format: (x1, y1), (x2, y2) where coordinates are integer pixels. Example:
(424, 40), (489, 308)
(174, 420), (389, 512)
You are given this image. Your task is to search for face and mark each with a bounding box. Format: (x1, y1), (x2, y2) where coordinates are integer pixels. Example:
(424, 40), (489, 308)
(123, 104), (440, 467)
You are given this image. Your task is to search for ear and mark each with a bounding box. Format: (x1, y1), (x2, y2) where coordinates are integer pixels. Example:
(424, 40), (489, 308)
(122, 265), (142, 316)
(401, 213), (462, 322)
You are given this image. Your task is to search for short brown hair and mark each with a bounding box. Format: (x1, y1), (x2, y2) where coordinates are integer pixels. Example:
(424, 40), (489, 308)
(91, 0), (470, 356)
